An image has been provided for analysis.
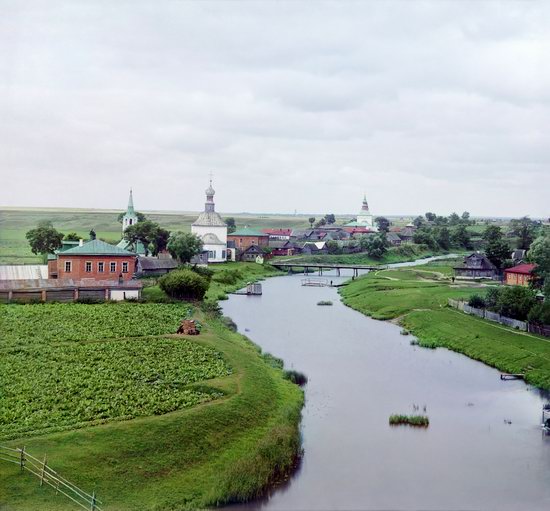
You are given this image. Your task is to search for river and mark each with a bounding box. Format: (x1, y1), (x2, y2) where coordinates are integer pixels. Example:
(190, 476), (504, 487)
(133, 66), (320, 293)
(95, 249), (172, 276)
(221, 261), (550, 511)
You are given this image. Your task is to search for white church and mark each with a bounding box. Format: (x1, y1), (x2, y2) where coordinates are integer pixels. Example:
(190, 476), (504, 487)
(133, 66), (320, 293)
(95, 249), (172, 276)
(190, 180), (228, 263)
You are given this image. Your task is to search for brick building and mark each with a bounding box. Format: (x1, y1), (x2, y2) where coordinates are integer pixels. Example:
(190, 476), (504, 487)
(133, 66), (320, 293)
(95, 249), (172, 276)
(48, 239), (136, 281)
(227, 228), (269, 251)
(504, 263), (537, 287)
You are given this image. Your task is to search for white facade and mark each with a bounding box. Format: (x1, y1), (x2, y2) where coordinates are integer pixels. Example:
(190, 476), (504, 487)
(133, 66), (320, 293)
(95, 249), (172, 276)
(110, 289), (141, 301)
(191, 181), (227, 263)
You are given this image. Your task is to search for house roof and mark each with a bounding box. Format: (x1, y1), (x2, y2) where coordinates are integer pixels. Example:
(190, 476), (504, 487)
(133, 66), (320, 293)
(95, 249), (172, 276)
(386, 232), (402, 242)
(229, 228), (268, 237)
(60, 239), (135, 256)
(137, 257), (179, 270)
(192, 211), (226, 227)
(243, 244), (264, 254)
(454, 253), (497, 270)
(505, 263), (537, 275)
(262, 228), (292, 236)
(0, 265), (49, 281)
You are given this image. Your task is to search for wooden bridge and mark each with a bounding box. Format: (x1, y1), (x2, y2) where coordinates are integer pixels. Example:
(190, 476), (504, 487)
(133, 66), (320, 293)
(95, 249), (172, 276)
(271, 262), (387, 277)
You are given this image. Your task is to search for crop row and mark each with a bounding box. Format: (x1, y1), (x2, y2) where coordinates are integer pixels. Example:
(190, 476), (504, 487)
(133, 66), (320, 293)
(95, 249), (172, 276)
(0, 302), (190, 349)
(1, 337), (231, 438)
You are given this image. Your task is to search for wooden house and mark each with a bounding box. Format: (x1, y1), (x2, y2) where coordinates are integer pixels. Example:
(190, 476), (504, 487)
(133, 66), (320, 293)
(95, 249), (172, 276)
(504, 263), (537, 287)
(453, 253), (498, 279)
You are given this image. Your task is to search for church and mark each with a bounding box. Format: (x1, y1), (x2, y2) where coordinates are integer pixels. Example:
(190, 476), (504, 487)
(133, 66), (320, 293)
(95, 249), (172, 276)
(344, 194), (378, 233)
(190, 180), (228, 263)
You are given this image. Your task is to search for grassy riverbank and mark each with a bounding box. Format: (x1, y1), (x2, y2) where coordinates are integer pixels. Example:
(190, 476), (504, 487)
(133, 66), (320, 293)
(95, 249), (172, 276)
(276, 244), (454, 267)
(340, 266), (550, 390)
(0, 300), (303, 509)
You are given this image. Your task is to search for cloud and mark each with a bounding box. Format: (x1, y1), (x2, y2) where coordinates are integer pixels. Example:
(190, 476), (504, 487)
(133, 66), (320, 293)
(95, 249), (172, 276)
(0, 0), (549, 217)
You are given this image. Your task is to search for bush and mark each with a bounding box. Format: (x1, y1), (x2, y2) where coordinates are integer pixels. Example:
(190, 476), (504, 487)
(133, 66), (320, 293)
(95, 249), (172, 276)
(496, 286), (537, 321)
(191, 266), (214, 282)
(484, 287), (501, 309)
(528, 302), (550, 325)
(468, 294), (486, 308)
(159, 269), (209, 301)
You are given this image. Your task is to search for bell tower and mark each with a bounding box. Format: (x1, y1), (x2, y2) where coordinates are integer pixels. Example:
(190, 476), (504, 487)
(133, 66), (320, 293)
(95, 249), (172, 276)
(122, 189), (138, 233)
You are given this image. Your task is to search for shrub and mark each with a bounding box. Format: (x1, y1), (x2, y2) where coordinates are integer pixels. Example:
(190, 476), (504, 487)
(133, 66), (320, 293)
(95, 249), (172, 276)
(191, 266), (214, 282)
(159, 269), (209, 301)
(496, 286), (537, 321)
(468, 294), (486, 308)
(283, 370), (308, 386)
(528, 302), (550, 325)
(484, 287), (501, 309)
(389, 414), (429, 427)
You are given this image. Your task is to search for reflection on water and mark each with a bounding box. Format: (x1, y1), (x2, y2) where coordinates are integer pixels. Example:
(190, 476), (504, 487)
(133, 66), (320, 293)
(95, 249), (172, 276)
(222, 269), (550, 511)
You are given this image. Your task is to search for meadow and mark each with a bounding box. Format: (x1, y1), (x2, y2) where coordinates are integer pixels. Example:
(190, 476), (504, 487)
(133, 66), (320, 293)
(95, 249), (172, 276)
(340, 266), (550, 389)
(0, 300), (304, 510)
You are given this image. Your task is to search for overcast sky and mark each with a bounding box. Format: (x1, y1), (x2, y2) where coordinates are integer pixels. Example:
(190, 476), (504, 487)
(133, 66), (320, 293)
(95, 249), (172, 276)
(1, 0), (548, 217)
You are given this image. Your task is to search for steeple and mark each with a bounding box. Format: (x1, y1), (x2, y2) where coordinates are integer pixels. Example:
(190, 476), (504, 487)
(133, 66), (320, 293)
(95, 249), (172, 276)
(127, 189), (135, 214)
(205, 179), (216, 213)
(361, 193), (369, 212)
(122, 189), (138, 233)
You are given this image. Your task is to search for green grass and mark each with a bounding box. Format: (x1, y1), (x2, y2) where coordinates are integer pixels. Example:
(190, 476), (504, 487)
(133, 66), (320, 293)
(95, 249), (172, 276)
(340, 268), (550, 389)
(389, 414), (429, 427)
(277, 244), (446, 266)
(0, 301), (304, 510)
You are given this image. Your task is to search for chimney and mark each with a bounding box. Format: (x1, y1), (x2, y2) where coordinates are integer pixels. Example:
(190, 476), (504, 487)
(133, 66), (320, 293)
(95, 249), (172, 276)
(79, 239), (84, 247)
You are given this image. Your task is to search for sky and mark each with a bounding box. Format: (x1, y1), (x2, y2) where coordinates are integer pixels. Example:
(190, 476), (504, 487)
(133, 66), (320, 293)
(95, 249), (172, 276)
(1, 0), (549, 218)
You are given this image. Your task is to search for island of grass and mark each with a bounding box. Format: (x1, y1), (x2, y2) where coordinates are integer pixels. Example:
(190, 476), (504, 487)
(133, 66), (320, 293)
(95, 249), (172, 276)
(317, 300), (333, 306)
(0, 291), (303, 509)
(389, 415), (430, 427)
(340, 262), (550, 390)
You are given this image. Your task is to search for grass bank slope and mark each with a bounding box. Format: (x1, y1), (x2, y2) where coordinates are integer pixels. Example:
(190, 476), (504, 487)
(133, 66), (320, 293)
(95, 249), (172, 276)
(340, 268), (550, 390)
(0, 302), (303, 510)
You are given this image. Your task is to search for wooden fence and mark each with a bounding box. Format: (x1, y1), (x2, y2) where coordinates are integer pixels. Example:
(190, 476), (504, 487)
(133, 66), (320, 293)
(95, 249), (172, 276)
(448, 299), (550, 336)
(0, 445), (102, 510)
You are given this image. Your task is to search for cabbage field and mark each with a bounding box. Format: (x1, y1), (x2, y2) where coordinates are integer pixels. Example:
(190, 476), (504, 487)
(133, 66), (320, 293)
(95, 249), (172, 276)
(0, 302), (190, 348)
(0, 303), (232, 439)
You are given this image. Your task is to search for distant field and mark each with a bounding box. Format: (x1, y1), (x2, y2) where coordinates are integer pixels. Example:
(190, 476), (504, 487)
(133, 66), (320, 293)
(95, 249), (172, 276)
(0, 207), (322, 264)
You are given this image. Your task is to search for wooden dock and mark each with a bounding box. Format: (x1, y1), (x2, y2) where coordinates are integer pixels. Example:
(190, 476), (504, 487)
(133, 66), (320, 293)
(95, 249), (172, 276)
(301, 278), (329, 287)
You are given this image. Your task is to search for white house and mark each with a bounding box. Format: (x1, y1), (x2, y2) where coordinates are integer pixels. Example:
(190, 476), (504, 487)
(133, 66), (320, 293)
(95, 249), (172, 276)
(191, 180), (227, 263)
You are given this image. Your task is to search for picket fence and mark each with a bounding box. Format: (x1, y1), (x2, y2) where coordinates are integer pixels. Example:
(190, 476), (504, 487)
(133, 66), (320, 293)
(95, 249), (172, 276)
(0, 445), (102, 510)
(447, 299), (550, 336)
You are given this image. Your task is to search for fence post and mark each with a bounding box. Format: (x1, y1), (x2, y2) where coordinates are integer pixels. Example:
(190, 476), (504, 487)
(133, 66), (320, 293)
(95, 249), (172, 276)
(20, 446), (25, 472)
(91, 490), (96, 511)
(40, 455), (47, 486)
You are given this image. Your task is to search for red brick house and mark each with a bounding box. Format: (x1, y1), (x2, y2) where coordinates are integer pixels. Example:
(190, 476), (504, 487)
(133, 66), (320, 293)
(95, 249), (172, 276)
(227, 228), (269, 251)
(504, 263), (537, 287)
(48, 239), (136, 281)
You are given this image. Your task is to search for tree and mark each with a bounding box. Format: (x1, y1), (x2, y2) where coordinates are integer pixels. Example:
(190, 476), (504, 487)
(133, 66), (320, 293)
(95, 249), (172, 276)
(308, 217), (316, 228)
(315, 218), (327, 228)
(461, 211), (471, 224)
(375, 216), (390, 233)
(448, 212), (461, 226)
(450, 224), (472, 249)
(25, 221), (63, 262)
(64, 232), (80, 241)
(89, 229), (97, 240)
(167, 232), (203, 264)
(324, 213), (336, 225)
(425, 212), (436, 222)
(412, 216), (424, 228)
(496, 286), (537, 321)
(435, 227), (451, 250)
(361, 233), (388, 259)
(124, 220), (160, 256)
(225, 217), (236, 234)
(483, 225), (510, 269)
(152, 227), (170, 256)
(434, 216), (448, 226)
(117, 211), (147, 223)
(528, 234), (550, 296)
(159, 269), (209, 301)
(326, 240), (342, 255)
(413, 228), (438, 250)
(509, 217), (536, 250)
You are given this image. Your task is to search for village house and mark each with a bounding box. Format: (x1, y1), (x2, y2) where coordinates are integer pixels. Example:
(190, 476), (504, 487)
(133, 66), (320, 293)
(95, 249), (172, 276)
(239, 245), (266, 262)
(453, 253), (498, 280)
(136, 256), (179, 277)
(262, 228), (292, 240)
(386, 232), (402, 246)
(227, 228), (269, 251)
(48, 239), (136, 281)
(504, 263), (537, 287)
(268, 240), (299, 256)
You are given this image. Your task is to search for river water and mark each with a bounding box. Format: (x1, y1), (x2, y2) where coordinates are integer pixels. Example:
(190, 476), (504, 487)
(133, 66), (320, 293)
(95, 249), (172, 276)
(221, 264), (550, 511)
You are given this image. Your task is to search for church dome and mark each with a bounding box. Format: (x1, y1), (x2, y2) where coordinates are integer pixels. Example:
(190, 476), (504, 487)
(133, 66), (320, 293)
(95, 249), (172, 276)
(205, 181), (215, 196)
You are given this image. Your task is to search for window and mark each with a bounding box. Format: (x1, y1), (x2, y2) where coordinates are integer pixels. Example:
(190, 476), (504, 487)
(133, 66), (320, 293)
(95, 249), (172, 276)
(85, 261), (92, 272)
(98, 262), (104, 273)
(110, 262), (116, 272)
(208, 250), (215, 259)
(222, 250), (226, 259)
(64, 261), (72, 273)
(122, 262), (129, 273)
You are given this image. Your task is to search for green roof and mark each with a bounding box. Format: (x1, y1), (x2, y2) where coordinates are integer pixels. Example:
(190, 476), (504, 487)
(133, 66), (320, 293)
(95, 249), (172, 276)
(117, 239), (147, 255)
(60, 239), (135, 256)
(229, 228), (267, 237)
